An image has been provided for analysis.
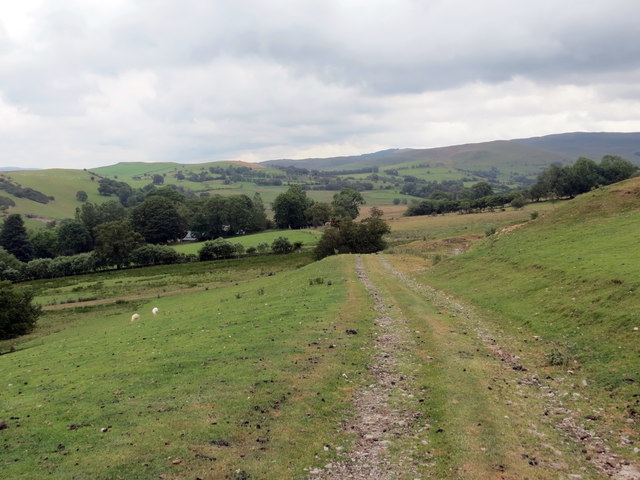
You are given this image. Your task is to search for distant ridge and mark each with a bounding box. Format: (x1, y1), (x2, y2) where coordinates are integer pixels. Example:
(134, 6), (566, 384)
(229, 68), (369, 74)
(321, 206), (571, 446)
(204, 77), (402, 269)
(511, 132), (640, 163)
(0, 167), (41, 172)
(260, 132), (640, 171)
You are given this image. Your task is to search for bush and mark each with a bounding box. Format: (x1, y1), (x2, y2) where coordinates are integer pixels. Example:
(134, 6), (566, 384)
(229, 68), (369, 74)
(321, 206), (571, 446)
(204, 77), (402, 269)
(485, 226), (497, 237)
(530, 211), (539, 220)
(0, 281), (41, 339)
(0, 247), (24, 281)
(130, 244), (181, 266)
(199, 238), (236, 261)
(271, 237), (294, 254)
(256, 242), (270, 254)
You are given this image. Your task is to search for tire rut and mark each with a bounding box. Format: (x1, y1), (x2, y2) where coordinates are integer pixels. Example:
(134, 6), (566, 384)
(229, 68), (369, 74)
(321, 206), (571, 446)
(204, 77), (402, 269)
(378, 253), (640, 480)
(308, 255), (421, 479)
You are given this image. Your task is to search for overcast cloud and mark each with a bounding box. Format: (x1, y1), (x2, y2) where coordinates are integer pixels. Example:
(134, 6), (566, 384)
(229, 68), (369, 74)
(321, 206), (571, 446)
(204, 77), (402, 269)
(1, 0), (640, 169)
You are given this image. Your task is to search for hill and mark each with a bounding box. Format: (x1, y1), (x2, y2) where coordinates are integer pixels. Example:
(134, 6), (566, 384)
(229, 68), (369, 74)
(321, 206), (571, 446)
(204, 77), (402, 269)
(513, 131), (640, 163)
(417, 177), (640, 419)
(2, 132), (639, 227)
(261, 139), (573, 173)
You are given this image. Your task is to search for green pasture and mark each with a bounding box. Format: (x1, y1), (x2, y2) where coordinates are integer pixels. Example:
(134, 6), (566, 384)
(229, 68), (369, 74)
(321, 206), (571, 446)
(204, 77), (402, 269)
(22, 253), (314, 309)
(0, 255), (375, 479)
(172, 230), (322, 256)
(2, 169), (113, 229)
(386, 201), (559, 247)
(421, 180), (640, 406)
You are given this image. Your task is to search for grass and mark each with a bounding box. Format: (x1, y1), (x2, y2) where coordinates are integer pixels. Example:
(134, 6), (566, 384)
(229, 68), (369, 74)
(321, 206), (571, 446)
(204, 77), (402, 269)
(0, 255), (376, 479)
(2, 169), (113, 229)
(17, 253), (315, 309)
(394, 180), (640, 457)
(355, 255), (602, 478)
(172, 230), (323, 256)
(385, 201), (559, 250)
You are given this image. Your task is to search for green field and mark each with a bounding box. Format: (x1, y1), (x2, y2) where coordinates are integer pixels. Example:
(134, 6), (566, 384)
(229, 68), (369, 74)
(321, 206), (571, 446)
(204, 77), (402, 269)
(0, 255), (375, 479)
(172, 230), (323, 256)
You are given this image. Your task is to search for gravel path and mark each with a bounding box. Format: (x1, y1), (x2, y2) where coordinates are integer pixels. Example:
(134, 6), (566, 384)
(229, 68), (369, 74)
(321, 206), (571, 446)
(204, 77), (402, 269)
(378, 254), (640, 480)
(308, 256), (421, 479)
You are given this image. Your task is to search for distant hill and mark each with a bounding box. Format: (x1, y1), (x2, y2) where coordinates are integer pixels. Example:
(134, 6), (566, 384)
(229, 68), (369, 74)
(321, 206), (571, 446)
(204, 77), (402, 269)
(261, 139), (572, 172)
(2, 132), (638, 228)
(512, 132), (640, 162)
(0, 167), (40, 172)
(262, 132), (640, 172)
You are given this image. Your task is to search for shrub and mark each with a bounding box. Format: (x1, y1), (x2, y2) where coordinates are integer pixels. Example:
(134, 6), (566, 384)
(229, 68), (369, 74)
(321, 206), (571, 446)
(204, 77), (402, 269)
(130, 244), (180, 266)
(199, 238), (236, 261)
(256, 242), (270, 254)
(530, 211), (539, 220)
(485, 226), (497, 237)
(271, 237), (294, 254)
(0, 281), (41, 339)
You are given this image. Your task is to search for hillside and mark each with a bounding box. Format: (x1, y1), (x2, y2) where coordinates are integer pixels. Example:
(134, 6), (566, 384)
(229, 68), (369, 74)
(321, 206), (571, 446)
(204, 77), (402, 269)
(261, 139), (573, 173)
(513, 132), (640, 163)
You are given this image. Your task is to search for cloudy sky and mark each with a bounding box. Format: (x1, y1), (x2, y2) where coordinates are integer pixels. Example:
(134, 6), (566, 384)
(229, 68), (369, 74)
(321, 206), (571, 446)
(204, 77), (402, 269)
(1, 0), (640, 169)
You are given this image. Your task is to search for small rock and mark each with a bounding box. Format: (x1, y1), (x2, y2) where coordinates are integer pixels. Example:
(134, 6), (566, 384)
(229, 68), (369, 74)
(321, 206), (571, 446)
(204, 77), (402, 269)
(171, 459), (181, 465)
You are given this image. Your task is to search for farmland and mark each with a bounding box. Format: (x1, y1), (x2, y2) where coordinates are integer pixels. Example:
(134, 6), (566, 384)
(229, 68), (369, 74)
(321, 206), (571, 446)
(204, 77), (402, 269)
(1, 179), (639, 478)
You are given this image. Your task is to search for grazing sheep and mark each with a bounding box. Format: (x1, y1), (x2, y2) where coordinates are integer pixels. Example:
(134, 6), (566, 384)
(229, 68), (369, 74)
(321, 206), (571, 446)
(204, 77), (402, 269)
(131, 313), (140, 322)
(152, 307), (159, 316)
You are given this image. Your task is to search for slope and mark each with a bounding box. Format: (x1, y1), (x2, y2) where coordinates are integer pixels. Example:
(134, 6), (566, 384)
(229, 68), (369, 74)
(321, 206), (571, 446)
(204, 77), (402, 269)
(513, 132), (640, 164)
(262, 140), (572, 174)
(396, 178), (640, 472)
(424, 178), (640, 388)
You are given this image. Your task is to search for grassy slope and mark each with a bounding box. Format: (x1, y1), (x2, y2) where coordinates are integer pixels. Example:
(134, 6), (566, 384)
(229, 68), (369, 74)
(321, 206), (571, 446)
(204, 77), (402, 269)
(0, 255), (375, 479)
(1, 169), (109, 228)
(403, 179), (640, 457)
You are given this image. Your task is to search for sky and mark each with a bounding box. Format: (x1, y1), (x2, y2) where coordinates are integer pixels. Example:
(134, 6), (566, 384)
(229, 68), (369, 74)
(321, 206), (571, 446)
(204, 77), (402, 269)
(1, 0), (640, 169)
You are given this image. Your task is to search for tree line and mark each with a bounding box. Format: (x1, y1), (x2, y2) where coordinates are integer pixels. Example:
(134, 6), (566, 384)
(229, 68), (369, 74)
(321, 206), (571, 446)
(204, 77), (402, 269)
(404, 155), (638, 217)
(528, 155), (637, 200)
(0, 186), (269, 276)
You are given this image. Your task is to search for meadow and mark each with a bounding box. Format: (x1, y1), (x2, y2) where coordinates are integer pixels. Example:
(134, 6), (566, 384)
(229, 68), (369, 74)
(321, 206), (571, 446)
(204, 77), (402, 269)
(0, 255), (375, 479)
(172, 230), (323, 256)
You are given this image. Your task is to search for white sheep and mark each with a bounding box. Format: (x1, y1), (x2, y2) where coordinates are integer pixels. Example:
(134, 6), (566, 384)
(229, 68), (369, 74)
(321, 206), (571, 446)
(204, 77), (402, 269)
(131, 313), (140, 322)
(152, 307), (159, 316)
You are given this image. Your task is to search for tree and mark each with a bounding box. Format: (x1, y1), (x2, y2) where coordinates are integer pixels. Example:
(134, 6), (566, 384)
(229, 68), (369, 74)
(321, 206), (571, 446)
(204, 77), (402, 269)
(599, 155), (638, 183)
(306, 202), (333, 227)
(332, 188), (365, 219)
(94, 221), (145, 269)
(76, 190), (88, 202)
(272, 185), (313, 229)
(0, 214), (33, 262)
(57, 220), (93, 256)
(313, 215), (390, 260)
(30, 229), (58, 258)
(471, 182), (494, 199)
(152, 174), (165, 185)
(0, 247), (23, 281)
(0, 281), (41, 339)
(250, 192), (268, 231)
(131, 196), (187, 244)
